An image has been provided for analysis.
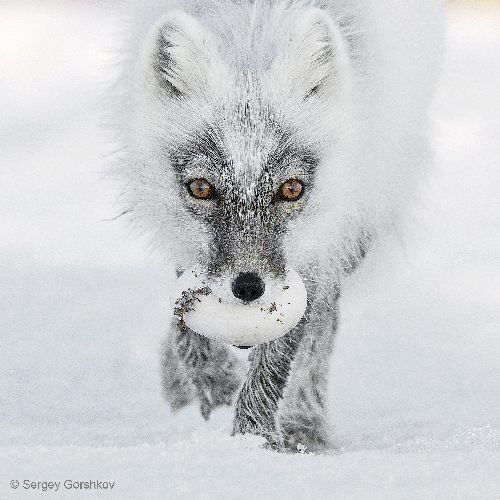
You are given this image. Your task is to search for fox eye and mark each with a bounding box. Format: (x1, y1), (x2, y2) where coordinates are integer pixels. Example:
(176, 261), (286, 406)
(187, 178), (213, 199)
(279, 179), (303, 201)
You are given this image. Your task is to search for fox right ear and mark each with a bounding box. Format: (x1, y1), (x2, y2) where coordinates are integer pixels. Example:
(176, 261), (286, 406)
(272, 8), (351, 102)
(141, 11), (226, 99)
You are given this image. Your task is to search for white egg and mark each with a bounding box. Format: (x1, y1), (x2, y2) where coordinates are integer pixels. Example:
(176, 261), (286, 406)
(172, 268), (308, 346)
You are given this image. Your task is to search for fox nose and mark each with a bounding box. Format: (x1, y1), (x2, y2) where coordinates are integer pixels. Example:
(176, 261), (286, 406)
(231, 272), (265, 302)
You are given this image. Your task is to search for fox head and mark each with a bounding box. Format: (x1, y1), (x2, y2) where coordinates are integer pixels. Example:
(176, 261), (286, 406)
(131, 7), (353, 306)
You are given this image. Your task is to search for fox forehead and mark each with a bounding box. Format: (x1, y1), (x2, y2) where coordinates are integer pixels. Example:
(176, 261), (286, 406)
(168, 100), (319, 192)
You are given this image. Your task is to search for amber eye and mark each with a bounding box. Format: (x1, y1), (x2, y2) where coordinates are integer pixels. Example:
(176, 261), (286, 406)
(280, 179), (303, 201)
(188, 178), (213, 199)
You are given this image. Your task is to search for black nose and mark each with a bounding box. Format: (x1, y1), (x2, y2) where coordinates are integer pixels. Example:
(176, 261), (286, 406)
(231, 272), (265, 302)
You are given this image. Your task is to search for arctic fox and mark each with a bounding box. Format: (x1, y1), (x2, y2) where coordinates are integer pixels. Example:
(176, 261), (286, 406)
(112, 0), (443, 451)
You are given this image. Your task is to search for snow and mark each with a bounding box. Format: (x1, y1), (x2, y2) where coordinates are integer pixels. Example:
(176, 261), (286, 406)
(1, 1), (500, 498)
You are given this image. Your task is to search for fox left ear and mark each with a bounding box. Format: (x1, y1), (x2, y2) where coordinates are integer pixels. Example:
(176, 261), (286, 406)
(140, 10), (227, 99)
(272, 8), (351, 101)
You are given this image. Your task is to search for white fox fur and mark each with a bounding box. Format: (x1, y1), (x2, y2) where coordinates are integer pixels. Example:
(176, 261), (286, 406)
(110, 0), (444, 451)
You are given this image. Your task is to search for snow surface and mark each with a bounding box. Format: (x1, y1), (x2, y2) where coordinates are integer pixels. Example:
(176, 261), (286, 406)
(1, 1), (500, 498)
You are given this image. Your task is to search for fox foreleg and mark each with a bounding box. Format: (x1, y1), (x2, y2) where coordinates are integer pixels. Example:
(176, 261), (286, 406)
(232, 289), (339, 452)
(232, 327), (304, 449)
(279, 291), (339, 452)
(161, 321), (246, 419)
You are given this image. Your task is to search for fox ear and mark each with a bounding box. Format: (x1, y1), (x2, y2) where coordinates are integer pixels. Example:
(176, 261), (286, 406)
(142, 11), (225, 98)
(273, 9), (351, 101)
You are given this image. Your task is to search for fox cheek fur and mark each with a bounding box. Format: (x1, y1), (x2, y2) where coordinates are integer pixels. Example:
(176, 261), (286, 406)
(115, 1), (443, 451)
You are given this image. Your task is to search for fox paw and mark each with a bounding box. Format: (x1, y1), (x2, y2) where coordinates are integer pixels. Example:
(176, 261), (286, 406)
(280, 416), (332, 453)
